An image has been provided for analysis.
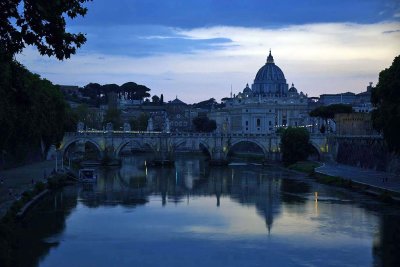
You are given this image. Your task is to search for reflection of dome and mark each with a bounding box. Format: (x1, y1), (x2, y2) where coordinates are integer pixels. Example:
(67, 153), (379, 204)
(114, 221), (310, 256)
(252, 50), (288, 96)
(288, 83), (298, 93)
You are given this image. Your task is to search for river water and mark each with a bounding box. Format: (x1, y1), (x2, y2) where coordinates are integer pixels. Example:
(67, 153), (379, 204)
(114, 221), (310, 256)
(18, 155), (400, 267)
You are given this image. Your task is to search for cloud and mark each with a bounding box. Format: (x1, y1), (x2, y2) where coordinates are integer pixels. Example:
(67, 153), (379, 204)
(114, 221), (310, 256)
(73, 25), (233, 57)
(383, 29), (400, 34)
(17, 22), (400, 103)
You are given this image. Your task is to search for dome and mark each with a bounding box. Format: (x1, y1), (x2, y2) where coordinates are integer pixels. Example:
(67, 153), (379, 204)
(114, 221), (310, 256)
(251, 50), (288, 97)
(243, 83), (252, 94)
(288, 83), (297, 93)
(254, 51), (286, 82)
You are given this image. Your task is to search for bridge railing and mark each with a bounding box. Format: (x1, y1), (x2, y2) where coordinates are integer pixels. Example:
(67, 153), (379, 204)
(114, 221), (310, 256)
(64, 131), (338, 140)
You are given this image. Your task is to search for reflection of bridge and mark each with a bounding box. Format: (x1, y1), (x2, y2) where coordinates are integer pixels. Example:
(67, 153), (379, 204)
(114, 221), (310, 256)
(61, 131), (330, 162)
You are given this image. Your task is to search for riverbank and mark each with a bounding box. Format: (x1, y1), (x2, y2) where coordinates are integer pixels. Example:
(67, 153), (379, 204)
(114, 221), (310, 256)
(0, 169), (74, 267)
(288, 161), (400, 202)
(0, 160), (55, 218)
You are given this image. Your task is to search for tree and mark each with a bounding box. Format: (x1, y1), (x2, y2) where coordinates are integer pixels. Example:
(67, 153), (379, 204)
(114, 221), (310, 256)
(129, 113), (149, 131)
(0, 56), (72, 164)
(193, 98), (217, 109)
(120, 82), (151, 101)
(371, 55), (400, 153)
(310, 104), (353, 132)
(104, 108), (122, 129)
(280, 127), (312, 165)
(152, 95), (160, 104)
(309, 104), (353, 122)
(74, 104), (102, 129)
(192, 116), (217, 132)
(0, 0), (91, 60)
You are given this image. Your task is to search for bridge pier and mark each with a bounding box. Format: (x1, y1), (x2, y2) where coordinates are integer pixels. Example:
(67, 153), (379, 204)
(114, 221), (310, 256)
(151, 134), (175, 166)
(209, 134), (228, 165)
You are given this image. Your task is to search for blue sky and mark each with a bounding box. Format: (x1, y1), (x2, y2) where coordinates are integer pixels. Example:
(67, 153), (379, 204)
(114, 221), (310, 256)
(18, 0), (400, 103)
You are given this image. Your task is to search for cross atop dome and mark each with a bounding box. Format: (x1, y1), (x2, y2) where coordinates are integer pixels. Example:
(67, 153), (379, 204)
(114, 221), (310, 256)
(266, 49), (274, 64)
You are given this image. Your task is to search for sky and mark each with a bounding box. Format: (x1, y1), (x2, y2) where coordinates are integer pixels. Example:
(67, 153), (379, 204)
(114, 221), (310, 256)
(16, 0), (400, 103)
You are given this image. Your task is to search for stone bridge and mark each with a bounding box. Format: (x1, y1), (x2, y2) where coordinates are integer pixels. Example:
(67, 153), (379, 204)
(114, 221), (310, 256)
(60, 131), (330, 162)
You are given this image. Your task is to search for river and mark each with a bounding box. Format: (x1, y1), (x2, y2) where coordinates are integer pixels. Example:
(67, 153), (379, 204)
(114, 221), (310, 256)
(16, 155), (400, 267)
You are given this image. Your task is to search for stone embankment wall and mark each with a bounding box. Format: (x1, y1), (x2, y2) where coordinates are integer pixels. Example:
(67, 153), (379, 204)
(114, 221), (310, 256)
(335, 137), (400, 174)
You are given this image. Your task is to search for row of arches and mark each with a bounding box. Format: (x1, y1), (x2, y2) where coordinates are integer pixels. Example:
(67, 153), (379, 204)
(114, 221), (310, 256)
(62, 138), (321, 161)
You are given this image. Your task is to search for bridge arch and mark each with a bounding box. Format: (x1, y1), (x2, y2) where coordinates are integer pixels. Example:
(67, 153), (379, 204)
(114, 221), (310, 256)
(172, 140), (187, 151)
(115, 140), (144, 156)
(61, 138), (103, 158)
(199, 141), (212, 158)
(227, 140), (267, 159)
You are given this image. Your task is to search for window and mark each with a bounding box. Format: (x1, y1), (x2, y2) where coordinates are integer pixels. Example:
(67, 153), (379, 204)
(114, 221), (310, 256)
(245, 121), (248, 126)
(256, 118), (260, 127)
(269, 121), (272, 126)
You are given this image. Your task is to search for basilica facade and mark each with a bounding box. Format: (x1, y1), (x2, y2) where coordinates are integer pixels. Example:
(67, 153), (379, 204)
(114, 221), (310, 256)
(210, 51), (312, 134)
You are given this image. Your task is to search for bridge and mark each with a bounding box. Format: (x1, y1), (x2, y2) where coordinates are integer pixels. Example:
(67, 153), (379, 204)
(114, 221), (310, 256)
(60, 130), (330, 163)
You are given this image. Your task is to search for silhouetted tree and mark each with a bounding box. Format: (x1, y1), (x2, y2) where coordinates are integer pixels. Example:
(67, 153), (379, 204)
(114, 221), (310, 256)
(104, 108), (122, 129)
(152, 95), (160, 103)
(280, 127), (311, 165)
(120, 82), (151, 101)
(309, 104), (353, 123)
(371, 55), (400, 153)
(0, 0), (90, 60)
(192, 116), (217, 132)
(0, 56), (72, 164)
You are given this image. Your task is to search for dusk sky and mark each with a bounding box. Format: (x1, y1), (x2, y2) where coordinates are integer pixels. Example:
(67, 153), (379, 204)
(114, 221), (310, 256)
(17, 0), (400, 103)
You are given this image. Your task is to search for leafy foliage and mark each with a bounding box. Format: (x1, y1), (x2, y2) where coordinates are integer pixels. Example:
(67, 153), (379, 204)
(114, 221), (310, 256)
(120, 82), (151, 100)
(0, 56), (74, 165)
(129, 113), (149, 131)
(74, 104), (103, 129)
(152, 95), (160, 103)
(0, 0), (91, 60)
(280, 127), (312, 165)
(371, 55), (400, 153)
(192, 116), (217, 132)
(80, 82), (152, 105)
(103, 108), (122, 129)
(309, 104), (353, 121)
(192, 98), (224, 109)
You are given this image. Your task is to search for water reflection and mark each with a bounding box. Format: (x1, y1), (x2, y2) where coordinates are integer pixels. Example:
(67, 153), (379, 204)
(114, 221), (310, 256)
(17, 154), (400, 267)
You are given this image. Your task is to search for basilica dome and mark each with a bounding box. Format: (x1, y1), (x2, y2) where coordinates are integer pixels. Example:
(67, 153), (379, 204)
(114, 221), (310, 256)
(243, 83), (252, 93)
(254, 52), (286, 82)
(251, 50), (288, 97)
(288, 83), (297, 93)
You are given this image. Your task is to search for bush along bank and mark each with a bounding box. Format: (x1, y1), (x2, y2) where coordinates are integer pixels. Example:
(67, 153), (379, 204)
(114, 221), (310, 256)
(0, 173), (74, 267)
(288, 161), (396, 204)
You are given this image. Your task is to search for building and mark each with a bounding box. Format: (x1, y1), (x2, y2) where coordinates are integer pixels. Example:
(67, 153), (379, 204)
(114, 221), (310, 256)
(319, 92), (356, 105)
(165, 97), (192, 132)
(318, 82), (374, 113)
(210, 51), (312, 134)
(335, 113), (375, 136)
